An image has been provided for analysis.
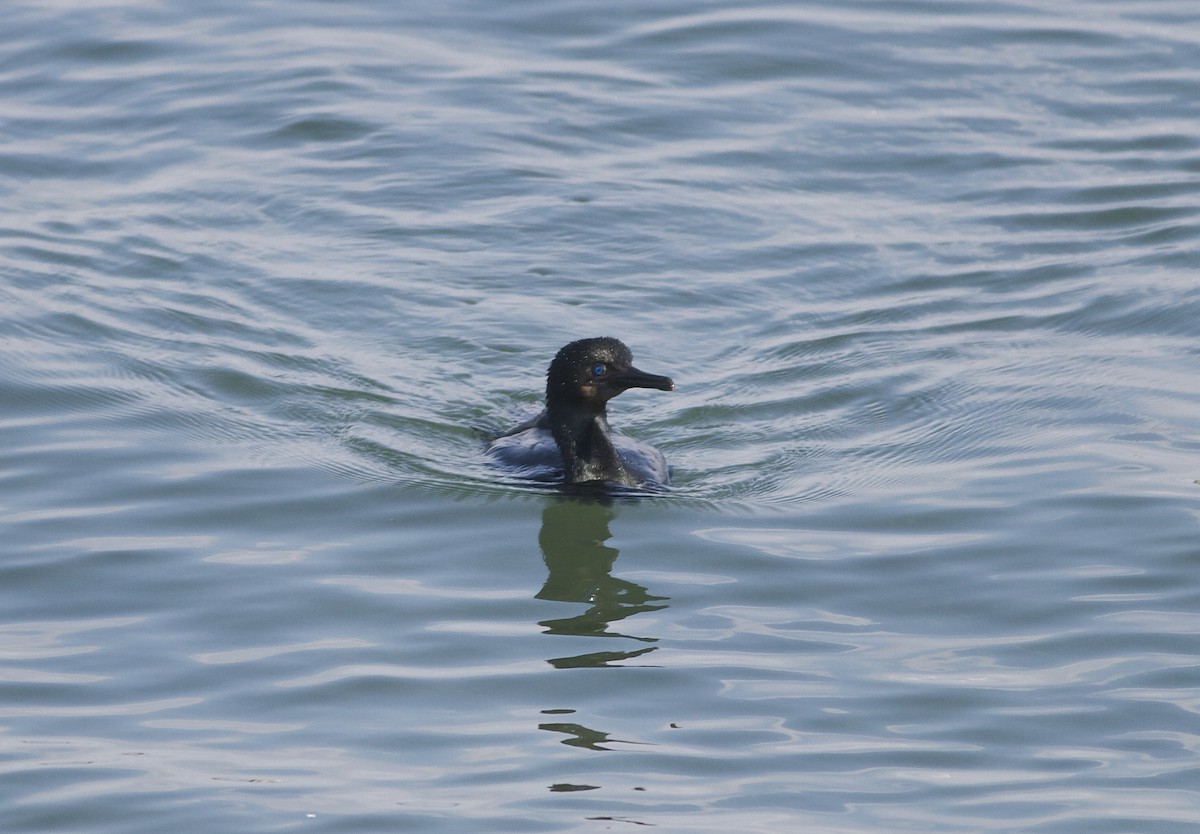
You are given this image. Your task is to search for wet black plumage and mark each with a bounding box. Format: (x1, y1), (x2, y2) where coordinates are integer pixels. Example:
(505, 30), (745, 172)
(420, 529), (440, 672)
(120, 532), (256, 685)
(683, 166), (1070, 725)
(488, 337), (674, 489)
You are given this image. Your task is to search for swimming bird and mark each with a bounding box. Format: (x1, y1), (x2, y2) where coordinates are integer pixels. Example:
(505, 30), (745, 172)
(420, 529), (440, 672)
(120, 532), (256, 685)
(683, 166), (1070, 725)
(488, 337), (674, 489)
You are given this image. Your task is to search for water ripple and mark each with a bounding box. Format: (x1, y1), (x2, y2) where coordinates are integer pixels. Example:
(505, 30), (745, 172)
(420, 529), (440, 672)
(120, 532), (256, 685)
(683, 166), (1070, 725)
(3, 1), (1200, 831)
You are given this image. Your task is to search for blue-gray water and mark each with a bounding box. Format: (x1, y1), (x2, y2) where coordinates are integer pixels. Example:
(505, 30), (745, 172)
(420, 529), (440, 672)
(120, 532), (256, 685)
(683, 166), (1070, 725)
(3, 1), (1199, 831)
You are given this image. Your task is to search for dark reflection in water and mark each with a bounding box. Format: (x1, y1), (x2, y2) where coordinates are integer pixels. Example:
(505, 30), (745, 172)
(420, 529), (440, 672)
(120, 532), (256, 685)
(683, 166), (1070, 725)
(536, 498), (668, 667)
(547, 782), (600, 793)
(538, 720), (617, 751)
(538, 707), (656, 756)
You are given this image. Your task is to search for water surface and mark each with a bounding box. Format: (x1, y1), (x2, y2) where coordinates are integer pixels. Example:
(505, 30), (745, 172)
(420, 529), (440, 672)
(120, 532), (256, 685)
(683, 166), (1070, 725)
(2, 1), (1199, 831)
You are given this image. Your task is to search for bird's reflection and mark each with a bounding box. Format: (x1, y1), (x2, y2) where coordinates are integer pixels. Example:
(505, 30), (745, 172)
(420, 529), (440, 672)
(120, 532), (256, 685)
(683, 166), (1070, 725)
(538, 716), (653, 751)
(537, 720), (617, 751)
(536, 497), (668, 667)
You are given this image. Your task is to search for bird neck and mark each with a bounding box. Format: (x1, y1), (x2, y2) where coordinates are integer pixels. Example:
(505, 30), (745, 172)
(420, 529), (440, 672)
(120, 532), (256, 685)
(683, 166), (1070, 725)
(547, 402), (632, 485)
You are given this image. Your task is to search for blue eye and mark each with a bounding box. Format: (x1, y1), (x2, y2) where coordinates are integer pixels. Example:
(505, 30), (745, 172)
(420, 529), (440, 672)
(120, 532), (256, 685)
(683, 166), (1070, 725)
(592, 363), (607, 377)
